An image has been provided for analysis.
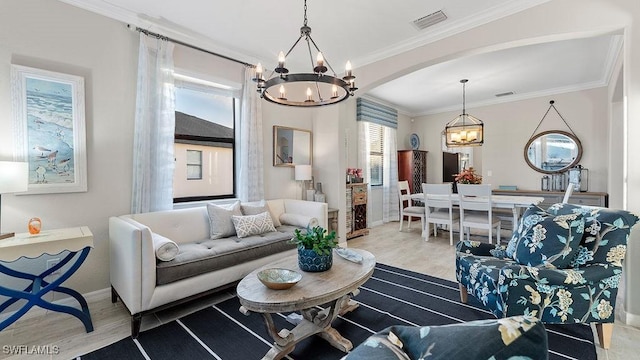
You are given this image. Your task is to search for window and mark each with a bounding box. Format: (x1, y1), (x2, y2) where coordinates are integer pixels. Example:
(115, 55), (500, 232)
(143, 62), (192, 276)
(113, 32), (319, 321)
(186, 150), (202, 180)
(369, 123), (384, 186)
(173, 84), (237, 202)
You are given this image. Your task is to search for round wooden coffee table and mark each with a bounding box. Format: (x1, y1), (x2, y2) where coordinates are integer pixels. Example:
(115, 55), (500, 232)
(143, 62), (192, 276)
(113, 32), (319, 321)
(237, 248), (375, 360)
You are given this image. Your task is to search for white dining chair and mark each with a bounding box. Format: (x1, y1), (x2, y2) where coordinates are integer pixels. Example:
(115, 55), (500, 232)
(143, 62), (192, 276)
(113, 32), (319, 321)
(562, 185), (574, 203)
(422, 183), (460, 245)
(457, 184), (501, 244)
(398, 180), (425, 232)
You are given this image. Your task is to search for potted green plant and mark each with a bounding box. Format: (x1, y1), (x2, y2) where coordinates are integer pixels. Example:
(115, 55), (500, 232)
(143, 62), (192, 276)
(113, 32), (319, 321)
(291, 226), (337, 272)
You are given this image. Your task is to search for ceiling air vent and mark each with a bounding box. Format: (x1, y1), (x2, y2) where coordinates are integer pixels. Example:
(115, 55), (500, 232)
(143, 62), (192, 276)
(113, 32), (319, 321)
(412, 10), (448, 30)
(495, 91), (515, 97)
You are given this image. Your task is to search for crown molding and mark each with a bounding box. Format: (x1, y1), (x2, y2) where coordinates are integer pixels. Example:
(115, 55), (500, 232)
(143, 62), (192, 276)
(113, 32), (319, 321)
(602, 35), (624, 86)
(353, 0), (553, 68)
(412, 80), (608, 118)
(57, 0), (260, 66)
(57, 0), (139, 24)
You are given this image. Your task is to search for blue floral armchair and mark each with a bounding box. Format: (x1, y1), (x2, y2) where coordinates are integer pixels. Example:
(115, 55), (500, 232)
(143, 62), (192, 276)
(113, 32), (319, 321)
(456, 203), (638, 349)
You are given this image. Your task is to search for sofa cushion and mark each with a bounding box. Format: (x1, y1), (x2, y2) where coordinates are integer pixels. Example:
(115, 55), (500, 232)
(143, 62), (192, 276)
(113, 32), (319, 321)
(155, 227), (297, 285)
(231, 211), (277, 238)
(547, 203), (639, 266)
(279, 213), (319, 229)
(151, 233), (179, 262)
(342, 316), (547, 360)
(207, 201), (242, 239)
(506, 204), (584, 268)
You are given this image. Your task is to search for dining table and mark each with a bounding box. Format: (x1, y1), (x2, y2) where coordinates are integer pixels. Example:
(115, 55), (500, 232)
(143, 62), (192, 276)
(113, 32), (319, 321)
(410, 193), (545, 227)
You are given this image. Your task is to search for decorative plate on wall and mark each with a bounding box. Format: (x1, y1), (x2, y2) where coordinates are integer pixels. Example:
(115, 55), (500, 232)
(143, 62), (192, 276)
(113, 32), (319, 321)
(410, 133), (420, 150)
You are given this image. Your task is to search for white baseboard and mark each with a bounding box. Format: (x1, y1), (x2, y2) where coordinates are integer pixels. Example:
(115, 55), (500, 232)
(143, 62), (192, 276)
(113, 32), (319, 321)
(621, 307), (640, 327)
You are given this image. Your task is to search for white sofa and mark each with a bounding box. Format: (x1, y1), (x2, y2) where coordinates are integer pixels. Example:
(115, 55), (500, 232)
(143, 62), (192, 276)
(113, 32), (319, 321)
(109, 199), (327, 337)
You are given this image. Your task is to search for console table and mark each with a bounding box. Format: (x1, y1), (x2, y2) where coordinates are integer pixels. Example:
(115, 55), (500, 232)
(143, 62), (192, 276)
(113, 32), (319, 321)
(0, 226), (94, 333)
(492, 189), (608, 208)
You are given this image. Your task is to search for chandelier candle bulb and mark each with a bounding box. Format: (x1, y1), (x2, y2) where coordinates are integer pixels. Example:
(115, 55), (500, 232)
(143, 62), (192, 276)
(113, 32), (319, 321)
(277, 51), (286, 69)
(255, 63), (263, 79)
(306, 87), (313, 102)
(279, 85), (286, 99)
(316, 52), (324, 67)
(345, 61), (353, 79)
(332, 85), (338, 98)
(468, 131), (477, 141)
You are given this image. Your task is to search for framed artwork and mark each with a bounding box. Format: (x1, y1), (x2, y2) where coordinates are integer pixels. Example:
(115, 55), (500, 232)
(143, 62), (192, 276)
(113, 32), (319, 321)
(11, 65), (87, 194)
(273, 125), (312, 167)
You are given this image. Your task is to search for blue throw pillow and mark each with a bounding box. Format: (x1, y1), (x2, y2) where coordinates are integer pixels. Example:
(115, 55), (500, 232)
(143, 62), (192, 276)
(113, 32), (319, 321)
(508, 204), (584, 268)
(547, 203), (639, 266)
(343, 316), (547, 360)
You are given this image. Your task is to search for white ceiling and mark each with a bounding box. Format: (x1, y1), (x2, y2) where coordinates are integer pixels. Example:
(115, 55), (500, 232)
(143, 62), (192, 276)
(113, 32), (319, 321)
(60, 0), (621, 116)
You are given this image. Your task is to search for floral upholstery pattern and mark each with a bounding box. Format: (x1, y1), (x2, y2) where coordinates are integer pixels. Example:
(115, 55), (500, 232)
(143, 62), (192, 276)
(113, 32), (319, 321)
(342, 316), (547, 360)
(456, 204), (638, 325)
(505, 205), (585, 268)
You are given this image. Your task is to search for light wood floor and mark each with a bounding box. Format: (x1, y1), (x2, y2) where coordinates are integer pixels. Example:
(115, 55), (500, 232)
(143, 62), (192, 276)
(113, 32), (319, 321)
(1, 222), (638, 359)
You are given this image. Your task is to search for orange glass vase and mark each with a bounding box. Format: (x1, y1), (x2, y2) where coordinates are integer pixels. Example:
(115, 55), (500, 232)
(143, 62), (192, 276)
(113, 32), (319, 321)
(28, 217), (42, 235)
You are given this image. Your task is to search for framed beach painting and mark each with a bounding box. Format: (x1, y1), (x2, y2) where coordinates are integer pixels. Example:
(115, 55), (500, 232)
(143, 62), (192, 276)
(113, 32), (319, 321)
(11, 65), (87, 194)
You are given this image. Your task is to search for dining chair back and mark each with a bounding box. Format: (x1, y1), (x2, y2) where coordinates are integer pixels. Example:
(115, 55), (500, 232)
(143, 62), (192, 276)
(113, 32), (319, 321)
(398, 180), (425, 232)
(422, 183), (460, 245)
(457, 184), (501, 244)
(562, 185), (574, 203)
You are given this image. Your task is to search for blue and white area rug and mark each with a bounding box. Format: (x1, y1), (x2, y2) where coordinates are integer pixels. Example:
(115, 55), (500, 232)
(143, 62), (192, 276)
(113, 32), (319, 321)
(79, 264), (596, 359)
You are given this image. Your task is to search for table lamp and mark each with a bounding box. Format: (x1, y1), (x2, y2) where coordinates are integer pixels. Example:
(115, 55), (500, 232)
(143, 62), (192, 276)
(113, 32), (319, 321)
(0, 161), (29, 239)
(294, 165), (312, 200)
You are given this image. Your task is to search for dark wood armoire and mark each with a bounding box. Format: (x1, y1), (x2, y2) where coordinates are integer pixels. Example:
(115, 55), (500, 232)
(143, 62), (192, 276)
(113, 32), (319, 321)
(398, 150), (428, 194)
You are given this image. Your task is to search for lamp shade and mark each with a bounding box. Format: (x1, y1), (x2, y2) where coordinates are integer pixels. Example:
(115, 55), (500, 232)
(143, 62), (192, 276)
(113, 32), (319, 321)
(0, 161), (29, 194)
(294, 165), (312, 181)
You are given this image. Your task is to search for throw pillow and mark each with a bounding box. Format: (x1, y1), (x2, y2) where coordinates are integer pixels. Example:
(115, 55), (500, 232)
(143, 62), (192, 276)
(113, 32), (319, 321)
(241, 201), (281, 227)
(343, 316), (547, 360)
(266, 201), (284, 227)
(231, 211), (277, 238)
(207, 201), (242, 239)
(279, 213), (319, 229)
(509, 204), (584, 268)
(547, 203), (639, 266)
(151, 233), (179, 262)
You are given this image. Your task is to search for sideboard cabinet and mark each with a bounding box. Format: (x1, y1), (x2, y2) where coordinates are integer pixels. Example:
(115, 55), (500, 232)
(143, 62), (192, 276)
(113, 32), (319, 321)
(492, 189), (608, 208)
(346, 183), (369, 239)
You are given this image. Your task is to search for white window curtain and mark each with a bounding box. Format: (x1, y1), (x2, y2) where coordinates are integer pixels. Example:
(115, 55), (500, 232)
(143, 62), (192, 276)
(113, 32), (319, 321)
(131, 33), (176, 213)
(358, 122), (399, 224)
(238, 66), (264, 202)
(383, 126), (399, 222)
(357, 121), (372, 225)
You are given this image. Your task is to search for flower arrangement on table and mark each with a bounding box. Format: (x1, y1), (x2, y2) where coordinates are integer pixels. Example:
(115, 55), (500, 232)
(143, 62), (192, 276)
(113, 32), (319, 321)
(347, 168), (363, 183)
(454, 167), (482, 184)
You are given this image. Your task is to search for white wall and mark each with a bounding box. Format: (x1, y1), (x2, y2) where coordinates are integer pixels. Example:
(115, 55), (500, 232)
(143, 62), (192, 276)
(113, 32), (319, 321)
(261, 102), (313, 200)
(403, 88), (609, 192)
(0, 0), (138, 294)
